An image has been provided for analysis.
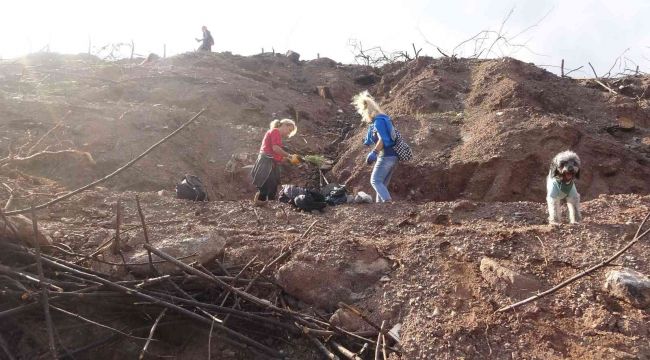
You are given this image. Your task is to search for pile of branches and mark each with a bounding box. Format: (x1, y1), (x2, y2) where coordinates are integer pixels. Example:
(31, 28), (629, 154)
(0, 222), (400, 359)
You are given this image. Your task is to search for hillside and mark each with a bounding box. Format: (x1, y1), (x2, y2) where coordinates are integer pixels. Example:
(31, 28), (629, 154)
(0, 52), (649, 360)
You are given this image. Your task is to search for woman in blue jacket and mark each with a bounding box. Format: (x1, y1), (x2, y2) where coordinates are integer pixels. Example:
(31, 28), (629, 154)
(352, 91), (398, 203)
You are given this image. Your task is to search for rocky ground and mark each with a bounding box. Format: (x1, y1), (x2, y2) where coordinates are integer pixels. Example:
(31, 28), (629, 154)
(0, 52), (649, 359)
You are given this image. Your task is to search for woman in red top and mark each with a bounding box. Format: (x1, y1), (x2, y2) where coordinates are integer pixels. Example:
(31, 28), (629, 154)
(251, 119), (299, 205)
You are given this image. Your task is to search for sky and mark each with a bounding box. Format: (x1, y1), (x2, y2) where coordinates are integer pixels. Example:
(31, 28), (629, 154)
(1, 0), (649, 77)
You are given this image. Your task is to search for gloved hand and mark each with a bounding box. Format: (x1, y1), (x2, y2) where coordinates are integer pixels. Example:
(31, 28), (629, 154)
(289, 154), (301, 165)
(366, 150), (378, 165)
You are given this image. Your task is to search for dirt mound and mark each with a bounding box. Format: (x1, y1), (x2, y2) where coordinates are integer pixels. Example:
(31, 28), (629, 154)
(0, 52), (363, 198)
(2, 52), (650, 359)
(1, 181), (648, 359)
(333, 57), (650, 202)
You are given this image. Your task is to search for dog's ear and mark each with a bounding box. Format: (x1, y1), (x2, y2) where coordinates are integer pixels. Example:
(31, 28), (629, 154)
(575, 168), (580, 179)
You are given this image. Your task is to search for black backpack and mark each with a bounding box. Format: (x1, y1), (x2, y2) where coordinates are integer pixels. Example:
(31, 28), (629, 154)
(278, 185), (308, 204)
(176, 175), (208, 201)
(320, 183), (347, 206)
(294, 191), (327, 212)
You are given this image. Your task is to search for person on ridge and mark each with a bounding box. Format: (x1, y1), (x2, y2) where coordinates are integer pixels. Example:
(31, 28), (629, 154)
(250, 119), (300, 206)
(196, 26), (214, 52)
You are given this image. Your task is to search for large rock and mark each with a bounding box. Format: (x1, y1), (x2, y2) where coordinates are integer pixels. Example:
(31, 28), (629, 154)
(123, 233), (226, 276)
(604, 268), (650, 309)
(480, 257), (541, 298)
(276, 244), (391, 310)
(0, 214), (52, 248)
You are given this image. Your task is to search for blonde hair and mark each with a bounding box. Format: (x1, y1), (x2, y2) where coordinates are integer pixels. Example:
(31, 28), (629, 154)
(269, 118), (298, 137)
(352, 90), (383, 123)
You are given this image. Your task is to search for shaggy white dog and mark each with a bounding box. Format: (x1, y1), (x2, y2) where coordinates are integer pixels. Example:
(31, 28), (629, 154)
(547, 150), (582, 224)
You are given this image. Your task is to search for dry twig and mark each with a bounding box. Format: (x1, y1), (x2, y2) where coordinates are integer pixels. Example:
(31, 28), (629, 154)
(139, 308), (167, 359)
(31, 205), (58, 359)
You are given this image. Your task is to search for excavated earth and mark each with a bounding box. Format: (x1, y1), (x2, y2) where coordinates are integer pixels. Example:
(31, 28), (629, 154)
(0, 52), (649, 359)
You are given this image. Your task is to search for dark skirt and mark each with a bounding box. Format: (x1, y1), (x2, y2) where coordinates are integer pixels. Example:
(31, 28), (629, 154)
(251, 154), (275, 187)
(251, 154), (282, 200)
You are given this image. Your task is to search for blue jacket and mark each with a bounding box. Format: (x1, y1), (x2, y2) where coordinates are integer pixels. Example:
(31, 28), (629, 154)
(363, 114), (397, 157)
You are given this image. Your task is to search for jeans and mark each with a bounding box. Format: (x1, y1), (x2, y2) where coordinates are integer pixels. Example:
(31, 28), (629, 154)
(370, 156), (398, 202)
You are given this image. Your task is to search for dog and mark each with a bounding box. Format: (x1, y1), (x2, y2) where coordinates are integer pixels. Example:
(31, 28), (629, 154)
(546, 150), (581, 224)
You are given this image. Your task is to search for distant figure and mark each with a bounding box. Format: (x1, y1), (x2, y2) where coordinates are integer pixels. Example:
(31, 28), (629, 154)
(196, 26), (214, 52)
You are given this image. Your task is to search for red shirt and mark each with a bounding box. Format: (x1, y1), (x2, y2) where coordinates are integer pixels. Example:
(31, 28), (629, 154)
(260, 128), (284, 162)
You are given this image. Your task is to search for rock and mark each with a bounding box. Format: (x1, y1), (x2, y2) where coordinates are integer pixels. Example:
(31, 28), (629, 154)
(329, 308), (371, 332)
(604, 268), (650, 309)
(124, 233), (226, 276)
(451, 200), (477, 212)
(0, 214), (52, 247)
(276, 244), (391, 309)
(83, 229), (110, 249)
(479, 257), (541, 298)
(285, 50), (300, 63)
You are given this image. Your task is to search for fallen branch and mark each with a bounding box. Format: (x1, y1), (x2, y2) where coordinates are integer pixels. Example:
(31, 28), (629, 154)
(138, 308), (167, 359)
(26, 111), (70, 156)
(12, 244), (282, 358)
(50, 305), (151, 341)
(594, 79), (618, 95)
(135, 195), (156, 275)
(330, 340), (362, 360)
(31, 206), (58, 359)
(304, 329), (339, 360)
(374, 321), (383, 360)
(0, 264), (64, 292)
(301, 220), (319, 239)
(497, 211), (650, 312)
(4, 108), (206, 216)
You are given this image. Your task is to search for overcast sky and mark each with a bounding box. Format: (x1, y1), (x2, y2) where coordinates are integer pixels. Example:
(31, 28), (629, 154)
(1, 0), (649, 77)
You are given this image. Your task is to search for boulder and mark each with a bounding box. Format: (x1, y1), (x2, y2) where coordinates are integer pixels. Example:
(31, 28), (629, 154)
(123, 233), (226, 276)
(0, 214), (52, 248)
(604, 268), (650, 309)
(480, 257), (541, 298)
(276, 244), (391, 310)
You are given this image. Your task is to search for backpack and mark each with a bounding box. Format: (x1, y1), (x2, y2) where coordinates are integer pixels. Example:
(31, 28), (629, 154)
(278, 184), (308, 204)
(320, 183), (348, 206)
(392, 129), (413, 162)
(175, 175), (209, 201)
(294, 192), (327, 212)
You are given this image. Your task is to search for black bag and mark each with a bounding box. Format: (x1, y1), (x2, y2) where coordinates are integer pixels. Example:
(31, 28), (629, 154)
(176, 175), (208, 201)
(321, 183), (347, 205)
(278, 184), (308, 204)
(294, 192), (327, 212)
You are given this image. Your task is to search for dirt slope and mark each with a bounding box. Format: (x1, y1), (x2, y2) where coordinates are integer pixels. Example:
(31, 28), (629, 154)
(0, 52), (365, 200)
(0, 52), (649, 359)
(333, 57), (650, 202)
